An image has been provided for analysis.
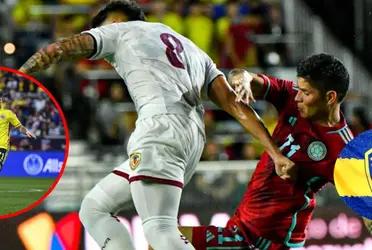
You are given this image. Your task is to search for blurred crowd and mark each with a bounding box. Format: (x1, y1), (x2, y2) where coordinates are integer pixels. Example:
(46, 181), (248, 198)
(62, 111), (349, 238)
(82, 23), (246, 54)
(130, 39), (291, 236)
(0, 71), (65, 150)
(3, 0), (371, 158)
(10, 0), (288, 68)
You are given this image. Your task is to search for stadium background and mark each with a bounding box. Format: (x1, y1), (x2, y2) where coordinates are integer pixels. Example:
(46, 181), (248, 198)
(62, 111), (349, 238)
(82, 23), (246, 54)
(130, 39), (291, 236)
(0, 71), (65, 151)
(0, 0), (372, 249)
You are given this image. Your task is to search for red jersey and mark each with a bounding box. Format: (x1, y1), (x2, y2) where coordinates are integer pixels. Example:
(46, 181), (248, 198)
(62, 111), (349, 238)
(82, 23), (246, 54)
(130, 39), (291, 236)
(228, 75), (353, 248)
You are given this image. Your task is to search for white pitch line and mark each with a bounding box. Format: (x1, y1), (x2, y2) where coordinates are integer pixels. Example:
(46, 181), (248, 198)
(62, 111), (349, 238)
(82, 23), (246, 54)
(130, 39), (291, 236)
(0, 189), (44, 192)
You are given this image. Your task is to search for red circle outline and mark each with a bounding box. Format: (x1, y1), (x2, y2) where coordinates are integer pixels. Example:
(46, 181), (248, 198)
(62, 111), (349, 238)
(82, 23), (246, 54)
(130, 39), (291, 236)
(0, 66), (70, 219)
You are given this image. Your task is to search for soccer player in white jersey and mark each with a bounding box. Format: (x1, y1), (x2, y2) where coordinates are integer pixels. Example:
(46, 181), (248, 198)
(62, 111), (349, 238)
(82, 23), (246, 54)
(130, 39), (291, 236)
(19, 1), (295, 249)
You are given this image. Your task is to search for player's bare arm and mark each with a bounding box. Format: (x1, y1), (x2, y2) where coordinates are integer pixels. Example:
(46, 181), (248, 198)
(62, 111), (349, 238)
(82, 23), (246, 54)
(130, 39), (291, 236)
(19, 33), (95, 74)
(209, 75), (296, 181)
(18, 125), (36, 139)
(228, 69), (266, 104)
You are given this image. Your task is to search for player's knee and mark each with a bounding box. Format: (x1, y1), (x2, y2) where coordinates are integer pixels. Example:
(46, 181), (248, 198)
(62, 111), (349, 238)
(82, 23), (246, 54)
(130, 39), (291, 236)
(80, 194), (111, 226)
(143, 216), (193, 250)
(79, 197), (98, 227)
(79, 184), (117, 226)
(142, 216), (175, 235)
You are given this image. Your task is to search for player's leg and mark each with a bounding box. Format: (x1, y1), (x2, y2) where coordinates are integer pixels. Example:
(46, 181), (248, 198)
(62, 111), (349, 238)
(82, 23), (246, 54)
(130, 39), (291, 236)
(128, 115), (203, 249)
(0, 148), (8, 171)
(131, 180), (195, 250)
(79, 168), (134, 250)
(148, 227), (193, 250)
(183, 226), (258, 250)
(148, 226), (248, 250)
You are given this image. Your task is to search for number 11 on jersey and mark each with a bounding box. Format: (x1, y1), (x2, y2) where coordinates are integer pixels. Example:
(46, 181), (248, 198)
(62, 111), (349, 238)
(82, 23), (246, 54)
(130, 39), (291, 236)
(279, 134), (301, 158)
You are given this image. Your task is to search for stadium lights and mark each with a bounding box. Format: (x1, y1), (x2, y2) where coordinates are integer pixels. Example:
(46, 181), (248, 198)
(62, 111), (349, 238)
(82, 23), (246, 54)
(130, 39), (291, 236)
(4, 42), (16, 55)
(266, 51), (281, 66)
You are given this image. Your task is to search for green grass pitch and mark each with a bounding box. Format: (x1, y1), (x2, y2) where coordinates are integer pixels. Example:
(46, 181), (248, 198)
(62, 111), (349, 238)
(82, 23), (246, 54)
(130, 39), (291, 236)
(0, 177), (55, 215)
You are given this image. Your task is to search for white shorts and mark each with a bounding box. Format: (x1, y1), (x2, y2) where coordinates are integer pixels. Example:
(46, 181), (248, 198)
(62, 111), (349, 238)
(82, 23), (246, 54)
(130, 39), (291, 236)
(114, 114), (204, 188)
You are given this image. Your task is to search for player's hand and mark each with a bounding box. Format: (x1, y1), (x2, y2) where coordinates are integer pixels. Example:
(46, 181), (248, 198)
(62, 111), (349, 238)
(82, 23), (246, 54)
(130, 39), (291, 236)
(272, 154), (297, 181)
(26, 130), (37, 139)
(228, 69), (256, 105)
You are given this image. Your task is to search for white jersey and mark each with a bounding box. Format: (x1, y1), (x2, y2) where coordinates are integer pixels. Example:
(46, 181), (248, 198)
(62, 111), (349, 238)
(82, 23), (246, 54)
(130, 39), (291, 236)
(84, 21), (223, 137)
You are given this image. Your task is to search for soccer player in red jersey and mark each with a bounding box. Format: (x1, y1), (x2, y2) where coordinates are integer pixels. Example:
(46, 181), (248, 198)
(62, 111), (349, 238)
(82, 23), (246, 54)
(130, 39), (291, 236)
(157, 54), (371, 250)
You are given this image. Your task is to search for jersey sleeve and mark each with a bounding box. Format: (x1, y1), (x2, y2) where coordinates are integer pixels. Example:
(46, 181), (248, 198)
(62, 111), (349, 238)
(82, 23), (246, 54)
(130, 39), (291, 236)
(82, 23), (121, 60)
(8, 111), (21, 128)
(257, 74), (298, 112)
(202, 52), (224, 99)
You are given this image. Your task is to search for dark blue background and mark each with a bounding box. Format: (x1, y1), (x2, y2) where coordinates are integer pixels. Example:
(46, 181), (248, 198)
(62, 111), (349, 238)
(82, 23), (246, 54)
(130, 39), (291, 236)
(1, 151), (64, 178)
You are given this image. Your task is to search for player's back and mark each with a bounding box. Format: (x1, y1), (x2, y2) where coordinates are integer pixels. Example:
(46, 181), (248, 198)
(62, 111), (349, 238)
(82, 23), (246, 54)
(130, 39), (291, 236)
(86, 22), (222, 135)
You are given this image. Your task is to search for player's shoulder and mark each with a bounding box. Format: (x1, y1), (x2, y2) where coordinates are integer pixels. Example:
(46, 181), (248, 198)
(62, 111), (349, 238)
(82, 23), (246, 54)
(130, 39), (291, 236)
(0, 108), (11, 113)
(260, 74), (298, 101)
(91, 21), (153, 34)
(5, 109), (15, 116)
(325, 123), (354, 145)
(120, 21), (169, 31)
(260, 74), (297, 86)
(0, 109), (14, 117)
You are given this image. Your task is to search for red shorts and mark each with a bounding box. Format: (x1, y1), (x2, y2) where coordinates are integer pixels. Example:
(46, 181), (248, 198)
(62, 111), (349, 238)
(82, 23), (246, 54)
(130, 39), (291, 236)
(191, 225), (289, 250)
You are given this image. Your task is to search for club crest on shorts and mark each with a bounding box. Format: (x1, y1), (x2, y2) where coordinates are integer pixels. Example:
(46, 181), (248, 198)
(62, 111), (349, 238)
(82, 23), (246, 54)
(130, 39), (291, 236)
(307, 141), (327, 161)
(129, 152), (141, 170)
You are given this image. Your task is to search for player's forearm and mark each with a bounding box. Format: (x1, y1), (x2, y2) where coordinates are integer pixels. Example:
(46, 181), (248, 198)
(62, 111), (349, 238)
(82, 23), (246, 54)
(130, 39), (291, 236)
(19, 33), (95, 74)
(209, 77), (281, 159)
(231, 103), (281, 158)
(18, 126), (36, 139)
(18, 125), (28, 134)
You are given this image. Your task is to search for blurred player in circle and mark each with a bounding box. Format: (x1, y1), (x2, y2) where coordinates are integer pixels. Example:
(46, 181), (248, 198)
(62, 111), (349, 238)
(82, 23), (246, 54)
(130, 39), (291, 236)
(165, 54), (372, 250)
(0, 95), (36, 171)
(19, 1), (294, 249)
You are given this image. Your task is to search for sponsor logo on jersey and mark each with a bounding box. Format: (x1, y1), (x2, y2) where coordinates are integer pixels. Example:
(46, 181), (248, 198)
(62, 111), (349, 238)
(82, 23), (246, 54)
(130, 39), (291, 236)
(129, 152), (141, 170)
(307, 141), (327, 161)
(288, 116), (297, 126)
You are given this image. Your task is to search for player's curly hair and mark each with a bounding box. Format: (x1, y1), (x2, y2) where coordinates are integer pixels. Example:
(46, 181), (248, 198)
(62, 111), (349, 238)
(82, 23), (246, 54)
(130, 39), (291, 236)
(297, 53), (349, 102)
(92, 1), (146, 28)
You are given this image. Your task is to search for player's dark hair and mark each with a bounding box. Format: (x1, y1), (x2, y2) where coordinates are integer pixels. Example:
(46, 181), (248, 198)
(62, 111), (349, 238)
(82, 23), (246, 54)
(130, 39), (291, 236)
(297, 53), (350, 102)
(0, 94), (6, 107)
(92, 1), (146, 28)
(0, 91), (10, 106)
